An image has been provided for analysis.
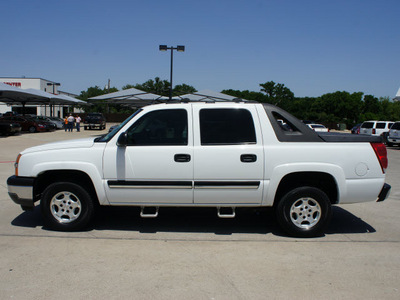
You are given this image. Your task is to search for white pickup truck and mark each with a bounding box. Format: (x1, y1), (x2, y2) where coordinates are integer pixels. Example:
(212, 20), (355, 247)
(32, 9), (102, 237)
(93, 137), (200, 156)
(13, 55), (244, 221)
(7, 102), (391, 237)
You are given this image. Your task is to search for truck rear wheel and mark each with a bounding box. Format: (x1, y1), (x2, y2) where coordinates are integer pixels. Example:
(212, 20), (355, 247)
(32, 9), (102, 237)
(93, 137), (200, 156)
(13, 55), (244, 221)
(41, 182), (94, 231)
(275, 186), (332, 238)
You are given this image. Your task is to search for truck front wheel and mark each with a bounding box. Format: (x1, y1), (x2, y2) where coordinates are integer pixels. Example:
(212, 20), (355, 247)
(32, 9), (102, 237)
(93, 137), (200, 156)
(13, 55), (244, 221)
(41, 182), (94, 231)
(275, 187), (332, 238)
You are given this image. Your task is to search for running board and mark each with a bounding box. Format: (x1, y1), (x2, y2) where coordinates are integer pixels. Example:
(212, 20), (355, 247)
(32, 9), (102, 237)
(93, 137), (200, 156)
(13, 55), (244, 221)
(140, 206), (159, 218)
(217, 207), (236, 218)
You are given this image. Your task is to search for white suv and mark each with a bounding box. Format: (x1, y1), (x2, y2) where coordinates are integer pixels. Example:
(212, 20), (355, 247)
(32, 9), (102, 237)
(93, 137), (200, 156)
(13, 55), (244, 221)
(360, 121), (394, 137)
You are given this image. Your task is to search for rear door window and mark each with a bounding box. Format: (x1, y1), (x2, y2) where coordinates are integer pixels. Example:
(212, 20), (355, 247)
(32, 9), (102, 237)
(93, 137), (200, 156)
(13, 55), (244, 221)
(361, 122), (374, 129)
(200, 108), (256, 145)
(376, 123), (386, 129)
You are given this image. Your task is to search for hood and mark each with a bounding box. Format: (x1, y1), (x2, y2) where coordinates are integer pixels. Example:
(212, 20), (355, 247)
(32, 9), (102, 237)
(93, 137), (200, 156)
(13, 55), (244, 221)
(21, 137), (96, 154)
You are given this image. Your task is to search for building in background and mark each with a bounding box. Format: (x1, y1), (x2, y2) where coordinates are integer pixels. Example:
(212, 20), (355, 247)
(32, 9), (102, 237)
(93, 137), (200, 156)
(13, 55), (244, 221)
(394, 87), (400, 102)
(0, 77), (81, 117)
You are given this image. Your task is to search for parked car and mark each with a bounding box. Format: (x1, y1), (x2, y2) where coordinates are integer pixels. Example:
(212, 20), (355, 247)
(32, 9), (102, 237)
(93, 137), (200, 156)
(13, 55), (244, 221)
(47, 117), (64, 129)
(351, 123), (361, 134)
(360, 121), (394, 137)
(387, 122), (400, 147)
(33, 116), (63, 129)
(84, 113), (106, 130)
(307, 124), (329, 132)
(0, 116), (48, 133)
(3, 111), (19, 117)
(29, 116), (57, 131)
(0, 122), (21, 136)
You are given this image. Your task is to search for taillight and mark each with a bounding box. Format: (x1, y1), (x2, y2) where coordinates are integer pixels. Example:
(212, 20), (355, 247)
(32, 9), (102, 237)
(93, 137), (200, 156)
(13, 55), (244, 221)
(371, 143), (388, 173)
(372, 128), (376, 134)
(15, 154), (22, 176)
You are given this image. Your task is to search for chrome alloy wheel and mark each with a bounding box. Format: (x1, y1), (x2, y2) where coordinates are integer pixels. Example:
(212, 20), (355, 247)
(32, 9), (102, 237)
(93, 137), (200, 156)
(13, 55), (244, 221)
(290, 197), (321, 229)
(50, 191), (82, 224)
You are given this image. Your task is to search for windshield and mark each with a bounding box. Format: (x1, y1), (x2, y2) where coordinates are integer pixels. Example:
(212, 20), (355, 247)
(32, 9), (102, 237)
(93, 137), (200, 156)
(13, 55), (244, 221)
(391, 122), (400, 130)
(95, 109), (143, 143)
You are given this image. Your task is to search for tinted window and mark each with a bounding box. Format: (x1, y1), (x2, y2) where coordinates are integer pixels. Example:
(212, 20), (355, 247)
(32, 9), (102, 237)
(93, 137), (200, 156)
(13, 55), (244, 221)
(376, 123), (386, 129)
(361, 122), (374, 129)
(200, 108), (256, 145)
(126, 109), (187, 146)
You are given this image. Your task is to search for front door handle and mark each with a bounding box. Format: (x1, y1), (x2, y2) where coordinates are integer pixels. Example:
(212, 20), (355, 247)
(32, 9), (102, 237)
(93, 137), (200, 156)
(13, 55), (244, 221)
(241, 154), (257, 163)
(174, 154), (191, 163)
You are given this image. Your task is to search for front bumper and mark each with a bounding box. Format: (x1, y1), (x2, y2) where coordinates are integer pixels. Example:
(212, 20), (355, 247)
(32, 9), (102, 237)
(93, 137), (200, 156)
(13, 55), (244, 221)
(7, 176), (35, 210)
(377, 183), (391, 202)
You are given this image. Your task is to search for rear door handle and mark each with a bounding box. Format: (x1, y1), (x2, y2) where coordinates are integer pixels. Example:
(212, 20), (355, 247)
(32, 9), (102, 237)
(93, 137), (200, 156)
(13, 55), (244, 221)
(240, 154), (257, 163)
(174, 154), (191, 163)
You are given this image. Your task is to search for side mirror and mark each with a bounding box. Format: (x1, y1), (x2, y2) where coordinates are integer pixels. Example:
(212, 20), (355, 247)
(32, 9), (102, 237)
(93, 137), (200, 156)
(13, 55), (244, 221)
(117, 132), (128, 147)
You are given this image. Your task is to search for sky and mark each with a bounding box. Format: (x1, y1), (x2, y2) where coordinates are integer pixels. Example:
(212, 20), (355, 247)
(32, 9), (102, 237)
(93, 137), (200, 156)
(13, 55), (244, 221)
(1, 0), (399, 98)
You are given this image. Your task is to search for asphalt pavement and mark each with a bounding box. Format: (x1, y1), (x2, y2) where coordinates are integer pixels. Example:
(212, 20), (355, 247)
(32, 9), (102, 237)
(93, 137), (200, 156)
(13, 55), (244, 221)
(0, 127), (399, 299)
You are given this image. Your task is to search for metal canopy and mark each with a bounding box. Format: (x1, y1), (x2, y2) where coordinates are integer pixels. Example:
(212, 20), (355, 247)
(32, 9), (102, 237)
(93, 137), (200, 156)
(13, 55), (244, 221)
(87, 88), (250, 108)
(0, 83), (84, 105)
(175, 89), (247, 102)
(52, 93), (87, 105)
(88, 88), (163, 107)
(0, 82), (51, 105)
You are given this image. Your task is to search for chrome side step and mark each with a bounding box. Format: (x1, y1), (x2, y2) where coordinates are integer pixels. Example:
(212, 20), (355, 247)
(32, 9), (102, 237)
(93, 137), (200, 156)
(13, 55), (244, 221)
(140, 206), (159, 218)
(217, 207), (236, 218)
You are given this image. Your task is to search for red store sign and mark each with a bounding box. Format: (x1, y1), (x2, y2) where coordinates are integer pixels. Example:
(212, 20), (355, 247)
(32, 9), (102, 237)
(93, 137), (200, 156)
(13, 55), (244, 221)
(3, 82), (22, 87)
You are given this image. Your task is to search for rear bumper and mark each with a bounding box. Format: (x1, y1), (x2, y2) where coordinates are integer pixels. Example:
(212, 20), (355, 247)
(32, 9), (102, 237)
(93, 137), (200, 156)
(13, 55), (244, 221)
(7, 176), (35, 209)
(377, 183), (391, 202)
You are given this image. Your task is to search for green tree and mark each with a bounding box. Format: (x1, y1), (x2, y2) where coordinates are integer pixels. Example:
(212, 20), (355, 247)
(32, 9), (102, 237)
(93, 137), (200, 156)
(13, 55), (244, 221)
(133, 77), (171, 96)
(222, 89), (267, 102)
(124, 78), (197, 97)
(78, 85), (118, 113)
(311, 91), (363, 126)
(362, 95), (380, 116)
(173, 84), (197, 96)
(122, 84), (135, 90)
(259, 81), (294, 109)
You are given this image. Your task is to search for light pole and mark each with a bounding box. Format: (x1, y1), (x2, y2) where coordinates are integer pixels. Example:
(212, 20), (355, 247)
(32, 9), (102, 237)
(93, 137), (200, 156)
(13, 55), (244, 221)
(47, 82), (60, 117)
(159, 45), (185, 100)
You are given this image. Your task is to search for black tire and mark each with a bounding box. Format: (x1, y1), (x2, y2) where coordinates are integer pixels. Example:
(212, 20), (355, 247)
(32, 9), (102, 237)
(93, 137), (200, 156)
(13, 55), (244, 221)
(84, 126), (88, 130)
(275, 186), (332, 238)
(41, 182), (94, 231)
(28, 126), (36, 133)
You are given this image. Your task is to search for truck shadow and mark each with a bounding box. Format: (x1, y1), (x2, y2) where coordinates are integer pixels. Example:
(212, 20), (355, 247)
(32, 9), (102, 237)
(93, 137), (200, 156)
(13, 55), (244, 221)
(11, 206), (375, 236)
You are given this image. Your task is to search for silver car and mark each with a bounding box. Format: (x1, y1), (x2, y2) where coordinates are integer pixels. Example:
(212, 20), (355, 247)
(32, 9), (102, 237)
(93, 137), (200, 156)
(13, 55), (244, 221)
(387, 122), (400, 147)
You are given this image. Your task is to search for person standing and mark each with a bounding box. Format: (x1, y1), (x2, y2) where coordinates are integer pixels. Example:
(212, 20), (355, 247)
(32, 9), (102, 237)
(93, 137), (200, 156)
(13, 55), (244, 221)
(75, 115), (81, 132)
(67, 114), (75, 132)
(64, 116), (68, 132)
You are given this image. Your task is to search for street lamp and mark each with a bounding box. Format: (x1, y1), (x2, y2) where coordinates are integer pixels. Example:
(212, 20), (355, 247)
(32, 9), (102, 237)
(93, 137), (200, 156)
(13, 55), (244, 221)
(47, 82), (60, 117)
(159, 45), (185, 100)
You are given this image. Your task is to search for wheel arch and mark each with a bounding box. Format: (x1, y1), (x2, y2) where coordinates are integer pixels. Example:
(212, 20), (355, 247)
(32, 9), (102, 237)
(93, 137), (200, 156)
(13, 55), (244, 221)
(34, 170), (99, 205)
(273, 171), (339, 206)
